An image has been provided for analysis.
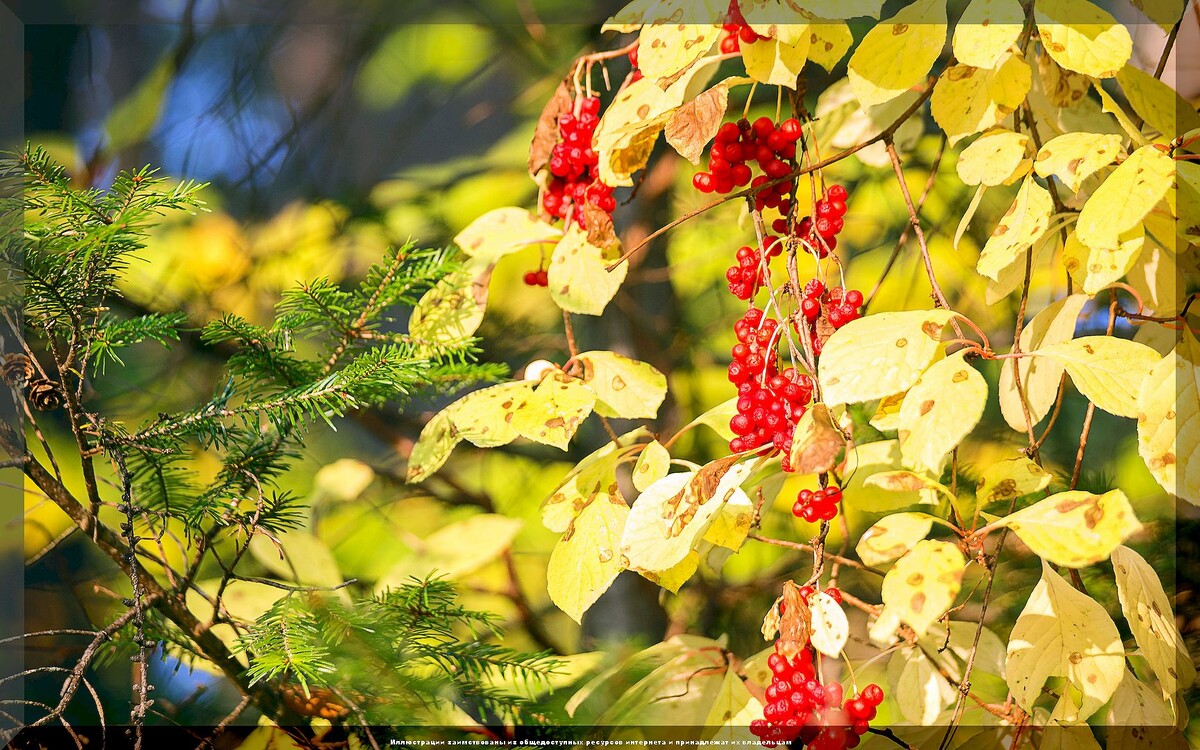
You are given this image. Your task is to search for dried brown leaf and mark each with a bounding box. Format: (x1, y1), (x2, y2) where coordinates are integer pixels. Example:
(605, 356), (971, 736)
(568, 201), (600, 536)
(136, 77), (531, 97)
(665, 84), (729, 164)
(529, 80), (572, 176)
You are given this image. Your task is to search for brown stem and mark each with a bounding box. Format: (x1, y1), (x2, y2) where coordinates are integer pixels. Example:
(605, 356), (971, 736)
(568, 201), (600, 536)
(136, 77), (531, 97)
(747, 531), (882, 576)
(1069, 293), (1119, 489)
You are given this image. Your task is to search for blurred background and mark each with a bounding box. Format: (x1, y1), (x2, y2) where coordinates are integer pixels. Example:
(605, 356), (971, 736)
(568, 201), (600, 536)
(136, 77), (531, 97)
(5, 0), (1196, 740)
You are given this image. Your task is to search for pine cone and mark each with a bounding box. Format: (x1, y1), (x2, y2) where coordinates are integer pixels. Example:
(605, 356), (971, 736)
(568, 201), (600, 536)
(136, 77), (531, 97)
(26, 378), (63, 410)
(1, 353), (33, 389)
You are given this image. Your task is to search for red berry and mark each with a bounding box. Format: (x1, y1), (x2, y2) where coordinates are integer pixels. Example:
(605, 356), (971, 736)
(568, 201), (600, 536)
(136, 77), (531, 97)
(536, 270), (549, 286)
(845, 289), (863, 308)
(693, 172), (715, 193)
(753, 116), (774, 136)
(523, 271), (537, 285)
(779, 118), (802, 141)
(827, 184), (848, 201)
(861, 683), (884, 706)
(720, 35), (740, 54)
(824, 586), (842, 604)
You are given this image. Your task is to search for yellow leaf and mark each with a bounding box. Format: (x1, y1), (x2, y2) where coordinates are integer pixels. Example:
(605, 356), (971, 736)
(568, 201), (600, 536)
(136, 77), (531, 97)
(1105, 671), (1187, 750)
(1032, 131), (1123, 193)
(953, 0), (1024, 68)
(788, 403), (845, 475)
(818, 309), (957, 405)
(407, 410), (461, 483)
(620, 459), (752, 572)
(453, 207), (561, 263)
(869, 391), (906, 432)
(548, 225), (628, 316)
(577, 350), (668, 419)
(956, 128), (1032, 187)
(1137, 332), (1198, 504)
(447, 381), (536, 447)
(856, 512), (935, 567)
(1127, 235), (1183, 316)
(702, 667), (764, 733)
(998, 489), (1140, 567)
(638, 22), (721, 84)
(1036, 49), (1094, 108)
(887, 646), (956, 725)
(593, 77), (674, 188)
(312, 459), (375, 504)
(633, 439), (671, 493)
(977, 174), (1053, 281)
(541, 429), (647, 533)
(1062, 227), (1145, 295)
(847, 0), (947, 108)
(512, 372), (596, 450)
(1076, 146), (1175, 252)
(998, 293), (1090, 432)
(547, 494), (628, 624)
(702, 486), (755, 551)
(682, 396), (739, 441)
(637, 549), (700, 593)
(1034, 0), (1132, 78)
(1033, 335), (1160, 417)
(1127, 0), (1187, 30)
(784, 0), (883, 20)
(1095, 82), (1149, 146)
(880, 539), (965, 636)
(1006, 561), (1124, 723)
(1116, 64), (1200, 140)
(932, 52), (1032, 144)
(806, 21), (854, 71)
(408, 264), (490, 348)
(817, 81), (925, 167)
(899, 350), (988, 474)
(976, 456), (1052, 507)
(1111, 545), (1197, 696)
(742, 34), (810, 88)
(864, 470), (950, 501)
(808, 591), (849, 657)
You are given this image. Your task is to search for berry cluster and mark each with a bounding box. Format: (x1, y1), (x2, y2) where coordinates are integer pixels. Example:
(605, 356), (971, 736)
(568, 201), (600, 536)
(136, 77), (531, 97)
(719, 1), (759, 54)
(629, 45), (643, 83)
(796, 280), (864, 356)
(773, 184), (850, 259)
(751, 643), (884, 749)
(727, 309), (815, 463)
(792, 486), (843, 523)
(522, 269), (549, 287)
(542, 96), (616, 228)
(726, 237), (782, 300)
(692, 117), (801, 197)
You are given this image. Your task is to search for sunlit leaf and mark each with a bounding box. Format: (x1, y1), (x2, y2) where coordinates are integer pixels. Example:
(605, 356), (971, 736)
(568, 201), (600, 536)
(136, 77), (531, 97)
(453, 207), (560, 264)
(808, 591), (849, 657)
(898, 350), (988, 474)
(512, 372), (596, 450)
(1034, 0), (1132, 78)
(976, 456), (1053, 507)
(956, 128), (1032, 187)
(548, 225), (628, 316)
(953, 0), (1024, 68)
(998, 293), (1089, 432)
(880, 539), (965, 637)
(856, 512), (936, 567)
(1032, 336), (1159, 418)
(847, 0), (946, 108)
(1032, 132), (1123, 193)
(1111, 545), (1196, 696)
(977, 175), (1053, 281)
(577, 350), (668, 419)
(1137, 331), (1199, 504)
(932, 52), (1032, 144)
(1076, 146), (1175, 252)
(633, 439), (671, 492)
(818, 309), (956, 405)
(547, 494), (628, 624)
(997, 489), (1140, 567)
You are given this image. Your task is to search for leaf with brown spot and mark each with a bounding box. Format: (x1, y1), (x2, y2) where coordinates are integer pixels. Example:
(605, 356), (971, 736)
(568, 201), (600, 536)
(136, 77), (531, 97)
(996, 488), (1140, 567)
(1111, 545), (1196, 696)
(788, 403), (845, 475)
(880, 539), (965, 636)
(976, 456), (1052, 506)
(1137, 330), (1199, 505)
(576, 350), (667, 419)
(899, 351), (988, 474)
(529, 80), (572, 176)
(511, 372), (597, 450)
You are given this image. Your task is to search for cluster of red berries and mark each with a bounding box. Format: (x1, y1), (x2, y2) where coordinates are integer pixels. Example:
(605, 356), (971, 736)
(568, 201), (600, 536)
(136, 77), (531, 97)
(774, 184), (850, 259)
(522, 269), (549, 287)
(542, 96), (616, 228)
(727, 310), (815, 464)
(692, 117), (801, 197)
(751, 643), (884, 749)
(792, 486), (844, 523)
(726, 237), (783, 300)
(718, 1), (759, 54)
(629, 45), (643, 83)
(796, 280), (864, 356)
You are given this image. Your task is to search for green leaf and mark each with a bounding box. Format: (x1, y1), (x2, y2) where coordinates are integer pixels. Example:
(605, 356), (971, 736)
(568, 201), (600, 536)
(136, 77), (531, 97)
(1006, 561), (1124, 723)
(453, 207), (560, 264)
(620, 458), (752, 573)
(1032, 336), (1160, 418)
(997, 489), (1140, 567)
(547, 495), (629, 624)
(407, 410), (461, 483)
(847, 0), (946, 108)
(681, 396), (739, 441)
(818, 309), (956, 406)
(975, 456), (1052, 507)
(633, 439), (670, 492)
(548, 225), (628, 316)
(977, 174), (1053, 281)
(540, 429), (648, 533)
(887, 646), (955, 725)
(105, 57), (176, 152)
(511, 372), (596, 450)
(1034, 0), (1132, 78)
(998, 293), (1089, 432)
(1111, 545), (1196, 696)
(577, 350), (667, 419)
(1032, 132), (1123, 193)
(856, 512), (936, 567)
(898, 350), (988, 474)
(1137, 331), (1198, 504)
(880, 539), (965, 637)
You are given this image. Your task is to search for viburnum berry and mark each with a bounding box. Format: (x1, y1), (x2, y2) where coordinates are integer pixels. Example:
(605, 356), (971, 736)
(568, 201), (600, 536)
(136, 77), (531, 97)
(794, 278), (864, 356)
(692, 114), (801, 202)
(792, 485), (845, 522)
(522, 269), (549, 287)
